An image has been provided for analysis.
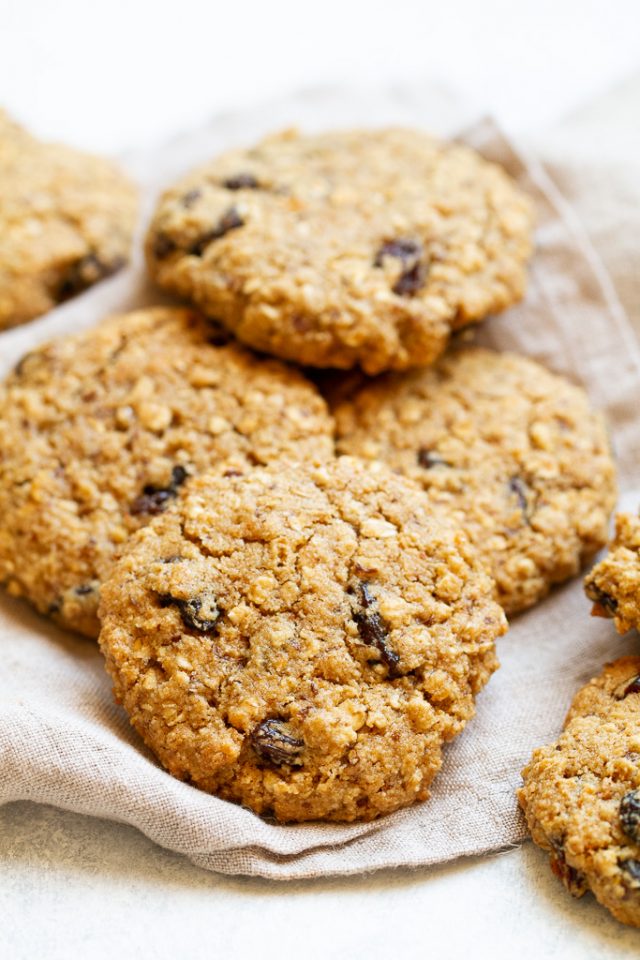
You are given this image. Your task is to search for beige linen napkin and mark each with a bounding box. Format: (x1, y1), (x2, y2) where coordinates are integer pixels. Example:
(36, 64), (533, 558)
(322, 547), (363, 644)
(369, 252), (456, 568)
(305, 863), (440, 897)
(531, 72), (640, 341)
(1, 87), (639, 880)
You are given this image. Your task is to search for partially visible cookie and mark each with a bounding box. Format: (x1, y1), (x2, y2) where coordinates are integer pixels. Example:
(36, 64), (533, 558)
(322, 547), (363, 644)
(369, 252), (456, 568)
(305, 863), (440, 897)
(335, 347), (617, 616)
(519, 658), (640, 928)
(585, 513), (640, 634)
(0, 307), (334, 636)
(146, 127), (533, 374)
(99, 457), (506, 823)
(0, 111), (138, 330)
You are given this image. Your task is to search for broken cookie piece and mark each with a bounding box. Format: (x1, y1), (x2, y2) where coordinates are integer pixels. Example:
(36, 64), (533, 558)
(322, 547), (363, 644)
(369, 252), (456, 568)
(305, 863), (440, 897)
(585, 513), (640, 634)
(519, 657), (640, 928)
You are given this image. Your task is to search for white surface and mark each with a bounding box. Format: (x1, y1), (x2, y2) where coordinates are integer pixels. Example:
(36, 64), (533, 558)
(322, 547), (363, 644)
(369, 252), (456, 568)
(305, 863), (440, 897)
(1, 0), (640, 152)
(1, 1), (640, 955)
(1, 802), (639, 959)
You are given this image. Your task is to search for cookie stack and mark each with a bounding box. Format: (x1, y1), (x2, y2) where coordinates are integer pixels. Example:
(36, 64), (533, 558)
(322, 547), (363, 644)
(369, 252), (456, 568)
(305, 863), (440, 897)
(0, 116), (635, 920)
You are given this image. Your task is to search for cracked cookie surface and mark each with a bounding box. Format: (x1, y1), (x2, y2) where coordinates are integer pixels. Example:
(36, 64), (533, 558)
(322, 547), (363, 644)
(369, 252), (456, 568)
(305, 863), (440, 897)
(0, 111), (138, 330)
(0, 307), (333, 636)
(98, 457), (506, 822)
(334, 347), (616, 616)
(519, 657), (640, 928)
(145, 127), (533, 374)
(585, 513), (640, 634)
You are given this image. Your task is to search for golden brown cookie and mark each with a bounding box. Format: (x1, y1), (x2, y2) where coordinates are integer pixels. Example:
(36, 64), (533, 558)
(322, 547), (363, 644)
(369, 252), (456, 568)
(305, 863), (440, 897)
(585, 513), (640, 634)
(145, 128), (533, 374)
(0, 111), (138, 330)
(98, 457), (506, 822)
(335, 347), (617, 616)
(0, 307), (334, 636)
(519, 657), (640, 928)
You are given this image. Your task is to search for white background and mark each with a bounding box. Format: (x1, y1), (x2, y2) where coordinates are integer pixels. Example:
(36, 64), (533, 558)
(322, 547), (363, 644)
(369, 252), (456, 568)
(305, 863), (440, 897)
(2, 0), (640, 152)
(1, 1), (640, 957)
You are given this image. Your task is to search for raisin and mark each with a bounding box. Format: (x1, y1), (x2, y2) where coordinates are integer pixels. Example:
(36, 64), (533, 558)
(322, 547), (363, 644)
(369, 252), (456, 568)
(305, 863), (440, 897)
(508, 476), (532, 521)
(158, 593), (221, 633)
(620, 790), (640, 842)
(189, 207), (244, 256)
(352, 582), (401, 677)
(223, 173), (259, 190)
(74, 583), (96, 596)
(57, 254), (124, 300)
(169, 465), (188, 487)
(206, 322), (232, 347)
(162, 554), (185, 565)
(620, 858), (640, 883)
(374, 238), (422, 266)
(374, 238), (427, 298)
(130, 488), (173, 515)
(152, 233), (177, 260)
(417, 448), (450, 469)
(207, 331), (231, 347)
(586, 582), (619, 618)
(130, 465), (189, 516)
(250, 719), (304, 766)
(619, 676), (640, 698)
(181, 189), (202, 208)
(549, 844), (588, 896)
(393, 262), (427, 297)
